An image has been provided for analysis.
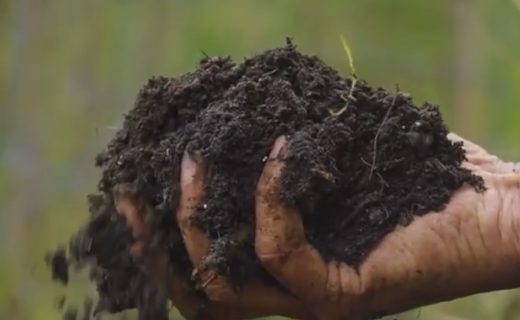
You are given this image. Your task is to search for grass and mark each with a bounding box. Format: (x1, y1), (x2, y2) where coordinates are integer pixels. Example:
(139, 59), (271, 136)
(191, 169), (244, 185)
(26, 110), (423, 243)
(329, 34), (358, 117)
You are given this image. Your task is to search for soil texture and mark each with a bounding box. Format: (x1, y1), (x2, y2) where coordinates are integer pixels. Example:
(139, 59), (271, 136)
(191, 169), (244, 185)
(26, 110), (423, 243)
(50, 39), (484, 319)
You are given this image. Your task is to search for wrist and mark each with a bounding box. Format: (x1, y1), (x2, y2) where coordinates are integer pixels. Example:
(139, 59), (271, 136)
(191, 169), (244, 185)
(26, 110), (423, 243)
(495, 160), (520, 174)
(449, 175), (520, 296)
(489, 173), (520, 288)
(504, 173), (520, 256)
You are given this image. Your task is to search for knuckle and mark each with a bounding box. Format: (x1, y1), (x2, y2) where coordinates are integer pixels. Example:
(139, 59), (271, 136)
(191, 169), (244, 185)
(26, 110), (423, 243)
(256, 239), (302, 271)
(203, 277), (238, 303)
(257, 249), (287, 270)
(199, 271), (238, 303)
(325, 262), (342, 302)
(341, 268), (368, 298)
(255, 226), (281, 261)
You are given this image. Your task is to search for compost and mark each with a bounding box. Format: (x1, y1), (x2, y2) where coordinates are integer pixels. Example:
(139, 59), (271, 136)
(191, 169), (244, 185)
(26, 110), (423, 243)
(49, 39), (484, 319)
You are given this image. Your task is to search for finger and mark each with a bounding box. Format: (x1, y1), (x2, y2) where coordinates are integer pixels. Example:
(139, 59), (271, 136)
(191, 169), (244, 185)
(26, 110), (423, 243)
(255, 136), (331, 303)
(177, 150), (311, 319)
(113, 188), (149, 258)
(448, 133), (489, 157)
(113, 189), (205, 318)
(176, 151), (235, 303)
(449, 133), (520, 176)
(177, 151), (211, 272)
(448, 133), (503, 171)
(494, 161), (520, 176)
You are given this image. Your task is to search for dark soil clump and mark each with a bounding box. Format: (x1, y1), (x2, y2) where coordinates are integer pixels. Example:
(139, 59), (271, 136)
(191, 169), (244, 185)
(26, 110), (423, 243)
(51, 39), (484, 318)
(47, 248), (69, 285)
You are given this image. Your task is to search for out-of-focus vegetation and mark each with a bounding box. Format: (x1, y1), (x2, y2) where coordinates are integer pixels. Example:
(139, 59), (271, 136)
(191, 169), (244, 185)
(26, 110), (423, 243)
(1, 0), (520, 319)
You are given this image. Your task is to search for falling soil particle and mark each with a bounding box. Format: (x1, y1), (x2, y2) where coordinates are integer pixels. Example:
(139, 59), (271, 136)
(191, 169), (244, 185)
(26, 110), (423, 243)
(49, 39), (484, 319)
(47, 248), (69, 285)
(63, 306), (78, 320)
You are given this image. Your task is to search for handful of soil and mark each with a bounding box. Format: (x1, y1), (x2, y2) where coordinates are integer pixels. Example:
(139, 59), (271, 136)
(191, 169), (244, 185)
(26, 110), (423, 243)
(50, 39), (484, 319)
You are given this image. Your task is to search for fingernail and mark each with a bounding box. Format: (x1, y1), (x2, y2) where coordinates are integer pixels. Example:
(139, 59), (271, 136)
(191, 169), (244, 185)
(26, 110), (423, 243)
(181, 151), (197, 188)
(270, 136), (287, 159)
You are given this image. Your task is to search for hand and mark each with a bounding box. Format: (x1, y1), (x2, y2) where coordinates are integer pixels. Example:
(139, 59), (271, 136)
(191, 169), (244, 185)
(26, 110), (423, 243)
(113, 151), (311, 319)
(254, 134), (520, 319)
(115, 134), (520, 320)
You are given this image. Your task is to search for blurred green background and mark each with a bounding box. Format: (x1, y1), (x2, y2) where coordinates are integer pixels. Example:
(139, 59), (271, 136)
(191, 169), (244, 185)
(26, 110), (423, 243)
(1, 0), (520, 319)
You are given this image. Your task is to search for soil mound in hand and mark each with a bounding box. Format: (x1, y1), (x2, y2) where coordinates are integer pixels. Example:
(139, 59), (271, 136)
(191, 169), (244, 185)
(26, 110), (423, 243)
(52, 39), (484, 318)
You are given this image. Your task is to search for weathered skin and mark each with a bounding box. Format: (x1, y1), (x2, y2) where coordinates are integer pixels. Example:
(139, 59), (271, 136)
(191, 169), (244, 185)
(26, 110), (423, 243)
(115, 134), (520, 320)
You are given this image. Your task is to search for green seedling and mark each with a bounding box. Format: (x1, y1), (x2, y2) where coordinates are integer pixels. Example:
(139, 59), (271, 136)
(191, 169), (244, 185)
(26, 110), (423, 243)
(330, 34), (358, 116)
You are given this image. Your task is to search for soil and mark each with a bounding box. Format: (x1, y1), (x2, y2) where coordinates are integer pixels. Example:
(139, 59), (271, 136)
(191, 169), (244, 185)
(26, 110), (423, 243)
(48, 248), (68, 285)
(49, 39), (484, 319)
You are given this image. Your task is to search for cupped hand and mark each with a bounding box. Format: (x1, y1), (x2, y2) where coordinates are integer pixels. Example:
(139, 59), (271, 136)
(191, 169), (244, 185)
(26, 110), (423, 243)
(113, 151), (311, 319)
(115, 134), (520, 320)
(254, 134), (520, 319)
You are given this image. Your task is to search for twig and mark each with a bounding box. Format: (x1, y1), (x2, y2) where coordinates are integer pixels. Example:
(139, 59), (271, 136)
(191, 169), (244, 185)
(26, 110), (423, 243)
(376, 171), (389, 188)
(330, 79), (357, 117)
(360, 157), (375, 169)
(347, 76), (358, 101)
(361, 157), (389, 187)
(264, 68), (278, 76)
(369, 92), (398, 181)
(331, 102), (349, 117)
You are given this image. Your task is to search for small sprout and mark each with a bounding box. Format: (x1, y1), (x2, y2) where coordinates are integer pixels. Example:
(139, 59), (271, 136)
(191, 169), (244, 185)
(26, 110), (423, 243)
(331, 35), (358, 118)
(340, 35), (356, 77)
(340, 34), (358, 100)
